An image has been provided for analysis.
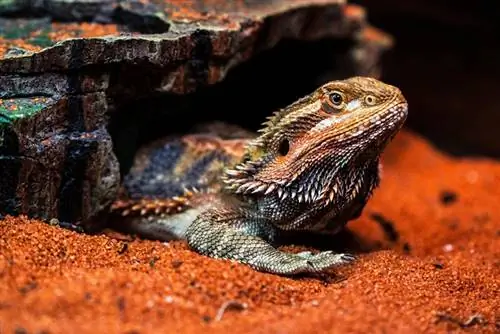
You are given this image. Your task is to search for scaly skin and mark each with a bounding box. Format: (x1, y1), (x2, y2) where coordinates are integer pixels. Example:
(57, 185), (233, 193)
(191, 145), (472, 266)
(110, 76), (408, 275)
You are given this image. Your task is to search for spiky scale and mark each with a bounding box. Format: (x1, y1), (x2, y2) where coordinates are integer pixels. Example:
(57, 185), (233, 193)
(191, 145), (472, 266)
(264, 183), (276, 195)
(253, 184), (268, 194)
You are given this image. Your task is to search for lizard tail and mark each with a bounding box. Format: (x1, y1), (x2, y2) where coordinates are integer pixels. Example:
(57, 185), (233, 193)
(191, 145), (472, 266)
(110, 194), (193, 217)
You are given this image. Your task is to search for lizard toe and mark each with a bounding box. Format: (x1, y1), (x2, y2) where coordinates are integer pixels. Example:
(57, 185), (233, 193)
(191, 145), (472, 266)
(305, 251), (357, 272)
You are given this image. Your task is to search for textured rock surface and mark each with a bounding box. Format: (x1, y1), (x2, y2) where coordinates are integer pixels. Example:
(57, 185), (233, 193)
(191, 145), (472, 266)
(0, 0), (392, 223)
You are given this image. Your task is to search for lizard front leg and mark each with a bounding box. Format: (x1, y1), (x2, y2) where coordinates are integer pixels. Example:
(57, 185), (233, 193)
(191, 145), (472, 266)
(185, 207), (355, 275)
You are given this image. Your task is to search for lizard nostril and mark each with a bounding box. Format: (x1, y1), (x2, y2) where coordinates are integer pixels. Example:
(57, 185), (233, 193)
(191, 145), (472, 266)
(278, 139), (290, 156)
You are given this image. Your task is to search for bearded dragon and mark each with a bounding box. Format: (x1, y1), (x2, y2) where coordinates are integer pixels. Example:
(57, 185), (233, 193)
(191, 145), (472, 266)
(110, 76), (408, 275)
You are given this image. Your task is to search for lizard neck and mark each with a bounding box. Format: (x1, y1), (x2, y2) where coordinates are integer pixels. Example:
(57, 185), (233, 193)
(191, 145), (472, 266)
(227, 157), (381, 232)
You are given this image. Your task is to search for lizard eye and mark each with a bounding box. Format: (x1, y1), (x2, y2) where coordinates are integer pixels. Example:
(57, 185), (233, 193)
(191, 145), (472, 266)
(277, 138), (290, 156)
(330, 92), (343, 106)
(322, 90), (345, 114)
(365, 95), (377, 105)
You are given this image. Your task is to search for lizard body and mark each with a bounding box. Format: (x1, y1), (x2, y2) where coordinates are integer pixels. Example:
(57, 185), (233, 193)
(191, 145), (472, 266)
(111, 76), (408, 275)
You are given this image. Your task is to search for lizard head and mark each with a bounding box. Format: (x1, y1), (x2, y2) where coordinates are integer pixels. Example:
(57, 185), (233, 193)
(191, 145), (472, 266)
(223, 76), (407, 213)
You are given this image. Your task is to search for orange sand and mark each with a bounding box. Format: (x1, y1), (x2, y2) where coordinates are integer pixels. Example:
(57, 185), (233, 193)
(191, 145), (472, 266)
(0, 130), (498, 333)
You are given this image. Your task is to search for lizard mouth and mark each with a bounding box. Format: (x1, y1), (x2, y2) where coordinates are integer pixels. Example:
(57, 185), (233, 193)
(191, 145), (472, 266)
(334, 99), (408, 141)
(288, 98), (408, 165)
(364, 101), (408, 147)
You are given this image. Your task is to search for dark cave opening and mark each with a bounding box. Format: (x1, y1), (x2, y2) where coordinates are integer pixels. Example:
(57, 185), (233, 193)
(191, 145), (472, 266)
(108, 37), (360, 176)
(0, 128), (21, 215)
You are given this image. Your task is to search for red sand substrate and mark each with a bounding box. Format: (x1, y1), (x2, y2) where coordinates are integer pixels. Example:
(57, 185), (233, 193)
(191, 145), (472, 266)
(0, 130), (499, 333)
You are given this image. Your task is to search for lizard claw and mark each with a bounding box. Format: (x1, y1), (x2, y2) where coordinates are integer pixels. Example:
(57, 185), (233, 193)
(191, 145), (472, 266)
(301, 251), (356, 273)
(339, 253), (357, 263)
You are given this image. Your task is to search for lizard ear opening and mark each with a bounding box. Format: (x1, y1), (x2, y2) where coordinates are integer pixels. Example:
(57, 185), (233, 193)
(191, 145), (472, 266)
(277, 138), (290, 156)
